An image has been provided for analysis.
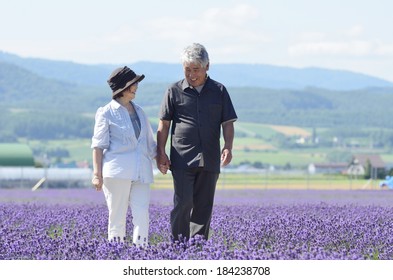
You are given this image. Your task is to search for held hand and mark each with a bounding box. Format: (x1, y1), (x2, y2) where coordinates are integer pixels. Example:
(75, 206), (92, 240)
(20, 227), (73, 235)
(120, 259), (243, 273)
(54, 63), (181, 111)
(220, 148), (232, 167)
(156, 153), (171, 175)
(159, 164), (170, 174)
(91, 176), (103, 191)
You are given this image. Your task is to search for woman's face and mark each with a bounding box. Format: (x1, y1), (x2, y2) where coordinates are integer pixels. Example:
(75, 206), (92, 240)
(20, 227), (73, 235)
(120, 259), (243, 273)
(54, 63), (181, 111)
(183, 62), (209, 87)
(127, 83), (138, 100)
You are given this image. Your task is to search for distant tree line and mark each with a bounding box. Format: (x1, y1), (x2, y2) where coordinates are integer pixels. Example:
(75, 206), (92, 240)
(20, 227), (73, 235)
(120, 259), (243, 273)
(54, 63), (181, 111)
(2, 69), (393, 141)
(0, 110), (93, 141)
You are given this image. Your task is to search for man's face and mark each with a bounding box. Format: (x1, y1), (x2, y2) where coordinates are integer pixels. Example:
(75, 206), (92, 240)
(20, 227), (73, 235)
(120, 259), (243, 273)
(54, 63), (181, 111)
(183, 62), (209, 87)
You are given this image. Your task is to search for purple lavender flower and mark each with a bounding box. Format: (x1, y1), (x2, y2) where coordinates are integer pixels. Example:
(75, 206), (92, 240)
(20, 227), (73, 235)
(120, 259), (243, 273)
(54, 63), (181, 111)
(1, 188), (393, 260)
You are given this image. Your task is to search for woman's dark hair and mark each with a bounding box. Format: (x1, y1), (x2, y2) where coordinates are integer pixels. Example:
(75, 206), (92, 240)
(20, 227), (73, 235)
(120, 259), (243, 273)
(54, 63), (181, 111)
(112, 85), (132, 99)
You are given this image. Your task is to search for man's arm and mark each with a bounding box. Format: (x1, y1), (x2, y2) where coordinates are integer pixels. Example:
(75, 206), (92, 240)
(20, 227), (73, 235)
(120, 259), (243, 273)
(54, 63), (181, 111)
(156, 119), (171, 174)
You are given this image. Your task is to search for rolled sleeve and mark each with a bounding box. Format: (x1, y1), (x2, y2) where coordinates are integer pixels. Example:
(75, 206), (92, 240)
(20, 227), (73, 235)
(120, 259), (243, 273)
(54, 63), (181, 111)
(221, 87), (238, 124)
(91, 107), (109, 149)
(144, 112), (157, 159)
(159, 88), (174, 121)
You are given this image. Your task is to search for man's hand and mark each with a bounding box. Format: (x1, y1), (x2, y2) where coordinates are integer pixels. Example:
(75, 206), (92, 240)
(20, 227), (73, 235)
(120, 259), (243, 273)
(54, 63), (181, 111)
(220, 148), (232, 167)
(156, 153), (171, 174)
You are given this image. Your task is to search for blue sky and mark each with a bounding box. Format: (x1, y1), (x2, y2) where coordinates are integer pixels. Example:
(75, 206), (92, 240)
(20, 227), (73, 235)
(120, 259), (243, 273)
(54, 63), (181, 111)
(1, 0), (392, 81)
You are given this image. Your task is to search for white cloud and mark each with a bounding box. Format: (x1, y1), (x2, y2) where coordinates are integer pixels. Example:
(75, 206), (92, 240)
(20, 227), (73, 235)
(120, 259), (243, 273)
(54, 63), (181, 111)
(6, 3), (265, 63)
(289, 40), (393, 58)
(346, 25), (364, 37)
(289, 40), (373, 56)
(102, 26), (143, 45)
(289, 24), (392, 58)
(297, 32), (327, 41)
(376, 43), (393, 55)
(145, 4), (270, 57)
(202, 3), (259, 26)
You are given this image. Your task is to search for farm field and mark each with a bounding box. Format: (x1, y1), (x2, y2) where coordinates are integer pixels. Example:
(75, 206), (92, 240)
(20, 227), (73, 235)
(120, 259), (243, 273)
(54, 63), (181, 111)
(153, 173), (377, 191)
(27, 137), (324, 167)
(24, 121), (393, 172)
(21, 136), (367, 168)
(1, 187), (393, 260)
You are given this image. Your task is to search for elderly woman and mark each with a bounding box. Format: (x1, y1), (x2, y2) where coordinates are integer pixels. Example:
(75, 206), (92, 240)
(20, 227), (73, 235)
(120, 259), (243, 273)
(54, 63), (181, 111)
(91, 66), (156, 246)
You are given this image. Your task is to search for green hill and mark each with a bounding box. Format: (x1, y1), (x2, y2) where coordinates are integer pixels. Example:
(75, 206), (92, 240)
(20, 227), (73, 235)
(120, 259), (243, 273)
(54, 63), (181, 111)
(1, 59), (393, 142)
(2, 51), (393, 90)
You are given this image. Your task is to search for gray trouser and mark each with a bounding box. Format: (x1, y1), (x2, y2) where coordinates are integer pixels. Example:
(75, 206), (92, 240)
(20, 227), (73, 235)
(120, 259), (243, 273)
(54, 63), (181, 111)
(170, 168), (219, 241)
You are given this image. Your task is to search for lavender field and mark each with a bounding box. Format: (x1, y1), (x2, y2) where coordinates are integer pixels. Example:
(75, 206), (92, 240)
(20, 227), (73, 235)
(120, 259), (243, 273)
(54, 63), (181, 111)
(1, 188), (393, 260)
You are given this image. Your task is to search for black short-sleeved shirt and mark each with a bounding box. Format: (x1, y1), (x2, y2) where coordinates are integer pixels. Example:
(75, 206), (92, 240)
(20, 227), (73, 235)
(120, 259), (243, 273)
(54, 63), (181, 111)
(159, 77), (237, 173)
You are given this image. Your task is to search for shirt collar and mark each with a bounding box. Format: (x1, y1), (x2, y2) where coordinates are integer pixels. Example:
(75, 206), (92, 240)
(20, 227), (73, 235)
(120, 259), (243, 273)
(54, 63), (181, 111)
(110, 99), (136, 110)
(110, 99), (121, 108)
(181, 75), (210, 91)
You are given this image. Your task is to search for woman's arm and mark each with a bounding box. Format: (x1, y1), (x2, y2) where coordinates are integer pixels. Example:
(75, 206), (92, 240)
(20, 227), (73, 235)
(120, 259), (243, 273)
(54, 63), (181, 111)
(92, 147), (104, 191)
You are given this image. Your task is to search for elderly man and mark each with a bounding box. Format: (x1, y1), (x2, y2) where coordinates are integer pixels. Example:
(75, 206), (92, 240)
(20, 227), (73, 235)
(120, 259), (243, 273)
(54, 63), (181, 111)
(156, 43), (237, 241)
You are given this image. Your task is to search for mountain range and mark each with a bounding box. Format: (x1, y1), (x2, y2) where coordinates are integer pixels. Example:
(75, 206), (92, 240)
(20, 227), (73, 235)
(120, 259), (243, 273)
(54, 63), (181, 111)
(1, 50), (393, 142)
(1, 51), (392, 90)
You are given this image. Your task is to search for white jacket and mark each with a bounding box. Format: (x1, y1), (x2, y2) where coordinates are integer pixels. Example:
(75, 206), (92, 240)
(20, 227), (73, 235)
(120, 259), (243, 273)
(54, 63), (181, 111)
(91, 100), (157, 183)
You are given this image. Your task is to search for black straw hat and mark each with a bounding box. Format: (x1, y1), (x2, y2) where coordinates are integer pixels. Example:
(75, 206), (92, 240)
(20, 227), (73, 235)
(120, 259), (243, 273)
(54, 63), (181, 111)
(107, 66), (145, 96)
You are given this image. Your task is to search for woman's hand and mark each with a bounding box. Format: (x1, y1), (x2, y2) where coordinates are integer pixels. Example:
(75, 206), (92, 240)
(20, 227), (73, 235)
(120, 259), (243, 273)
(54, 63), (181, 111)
(92, 176), (103, 191)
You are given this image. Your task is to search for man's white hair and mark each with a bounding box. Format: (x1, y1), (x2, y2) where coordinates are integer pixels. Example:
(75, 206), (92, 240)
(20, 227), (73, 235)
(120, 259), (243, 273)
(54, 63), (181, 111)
(181, 43), (209, 68)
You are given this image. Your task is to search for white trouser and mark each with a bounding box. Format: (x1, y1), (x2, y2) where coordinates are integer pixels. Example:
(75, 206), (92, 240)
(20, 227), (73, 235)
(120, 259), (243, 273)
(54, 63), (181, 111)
(103, 178), (150, 246)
